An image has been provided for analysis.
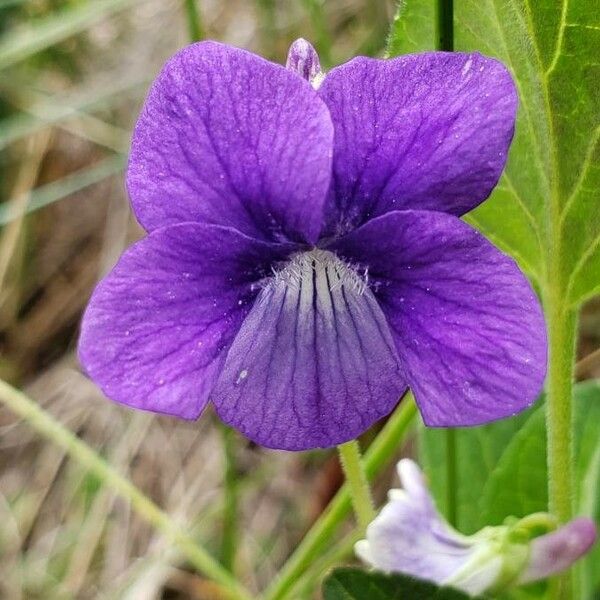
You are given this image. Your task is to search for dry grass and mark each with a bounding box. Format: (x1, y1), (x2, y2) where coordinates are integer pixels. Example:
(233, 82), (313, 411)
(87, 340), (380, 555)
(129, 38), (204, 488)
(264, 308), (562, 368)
(1, 1), (598, 598)
(0, 2), (398, 597)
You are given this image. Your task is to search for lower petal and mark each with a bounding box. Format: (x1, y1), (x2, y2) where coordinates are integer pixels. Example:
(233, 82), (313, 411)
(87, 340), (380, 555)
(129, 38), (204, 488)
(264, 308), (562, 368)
(329, 210), (547, 427)
(211, 250), (406, 450)
(78, 223), (293, 419)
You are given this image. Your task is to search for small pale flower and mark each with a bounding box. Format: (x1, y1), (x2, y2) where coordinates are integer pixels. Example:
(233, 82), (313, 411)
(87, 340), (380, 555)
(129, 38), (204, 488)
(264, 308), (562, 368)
(356, 460), (597, 596)
(79, 39), (547, 450)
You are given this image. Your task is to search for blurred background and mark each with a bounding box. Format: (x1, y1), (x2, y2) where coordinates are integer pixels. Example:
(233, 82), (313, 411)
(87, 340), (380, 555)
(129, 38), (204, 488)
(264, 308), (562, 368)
(1, 1), (599, 599)
(0, 2), (398, 598)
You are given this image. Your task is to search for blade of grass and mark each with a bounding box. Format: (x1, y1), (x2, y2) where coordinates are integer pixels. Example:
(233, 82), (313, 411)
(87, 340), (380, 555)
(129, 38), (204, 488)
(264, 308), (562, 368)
(0, 154), (126, 225)
(1, 85), (129, 152)
(183, 0), (204, 42)
(0, 77), (148, 151)
(301, 0), (332, 67)
(262, 394), (418, 600)
(0, 131), (50, 305)
(0, 378), (255, 600)
(63, 414), (154, 595)
(0, 0), (146, 70)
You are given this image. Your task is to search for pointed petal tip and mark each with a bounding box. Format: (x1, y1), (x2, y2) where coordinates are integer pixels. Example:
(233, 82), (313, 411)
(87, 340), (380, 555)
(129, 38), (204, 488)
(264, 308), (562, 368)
(286, 38), (322, 83)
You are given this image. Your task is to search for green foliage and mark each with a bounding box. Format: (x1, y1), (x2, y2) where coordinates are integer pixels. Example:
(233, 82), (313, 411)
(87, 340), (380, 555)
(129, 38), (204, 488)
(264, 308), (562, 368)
(391, 5), (599, 595)
(422, 381), (600, 524)
(322, 568), (478, 600)
(479, 408), (547, 525)
(386, 1), (434, 56)
(388, 0), (600, 305)
(420, 409), (533, 534)
(421, 382), (600, 597)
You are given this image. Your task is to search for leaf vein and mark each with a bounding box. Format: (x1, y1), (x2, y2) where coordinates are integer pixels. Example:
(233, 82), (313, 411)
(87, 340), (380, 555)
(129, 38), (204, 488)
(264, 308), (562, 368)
(545, 0), (569, 77)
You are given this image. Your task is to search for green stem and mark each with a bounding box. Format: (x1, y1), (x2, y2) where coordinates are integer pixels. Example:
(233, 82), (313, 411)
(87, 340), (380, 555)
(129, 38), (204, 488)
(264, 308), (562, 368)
(436, 0), (454, 52)
(301, 0), (332, 68)
(220, 423), (238, 573)
(545, 300), (576, 599)
(262, 394), (418, 600)
(445, 428), (458, 527)
(292, 530), (360, 599)
(337, 440), (376, 531)
(435, 0), (458, 531)
(183, 0), (204, 42)
(0, 379), (254, 600)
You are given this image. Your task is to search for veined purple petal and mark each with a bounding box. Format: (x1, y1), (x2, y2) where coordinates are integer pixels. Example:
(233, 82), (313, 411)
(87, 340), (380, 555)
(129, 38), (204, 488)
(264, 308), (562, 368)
(128, 41), (333, 245)
(329, 210), (547, 426)
(78, 223), (293, 419)
(211, 249), (406, 450)
(519, 518), (597, 584)
(318, 52), (517, 236)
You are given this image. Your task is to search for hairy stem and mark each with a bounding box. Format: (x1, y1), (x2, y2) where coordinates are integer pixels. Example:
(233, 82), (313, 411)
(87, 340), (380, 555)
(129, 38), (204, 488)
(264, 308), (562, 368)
(435, 0), (458, 529)
(262, 395), (417, 600)
(0, 379), (254, 600)
(545, 298), (576, 599)
(436, 0), (454, 52)
(337, 440), (376, 530)
(445, 428), (458, 526)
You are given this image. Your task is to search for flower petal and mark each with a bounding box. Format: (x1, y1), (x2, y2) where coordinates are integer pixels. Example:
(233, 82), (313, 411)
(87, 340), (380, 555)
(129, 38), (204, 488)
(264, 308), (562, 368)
(356, 459), (482, 585)
(211, 250), (406, 449)
(78, 223), (293, 419)
(318, 52), (517, 235)
(128, 41), (333, 244)
(519, 518), (597, 584)
(329, 210), (547, 426)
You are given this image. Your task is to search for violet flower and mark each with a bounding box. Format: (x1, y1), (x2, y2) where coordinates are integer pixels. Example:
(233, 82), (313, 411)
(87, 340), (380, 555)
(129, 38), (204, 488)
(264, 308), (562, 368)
(78, 39), (547, 450)
(356, 460), (597, 596)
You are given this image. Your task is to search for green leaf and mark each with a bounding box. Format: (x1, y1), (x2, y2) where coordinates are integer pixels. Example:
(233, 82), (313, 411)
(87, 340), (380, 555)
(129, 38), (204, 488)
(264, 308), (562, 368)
(387, 1), (600, 306)
(322, 568), (478, 600)
(476, 381), (600, 598)
(574, 381), (600, 597)
(578, 441), (600, 598)
(420, 409), (533, 534)
(479, 381), (600, 525)
(420, 382), (600, 537)
(479, 408), (547, 525)
(386, 1), (434, 57)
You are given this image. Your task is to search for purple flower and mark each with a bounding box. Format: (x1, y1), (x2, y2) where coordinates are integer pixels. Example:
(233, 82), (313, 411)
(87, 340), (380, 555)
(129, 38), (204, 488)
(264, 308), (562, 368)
(356, 460), (597, 595)
(78, 39), (547, 450)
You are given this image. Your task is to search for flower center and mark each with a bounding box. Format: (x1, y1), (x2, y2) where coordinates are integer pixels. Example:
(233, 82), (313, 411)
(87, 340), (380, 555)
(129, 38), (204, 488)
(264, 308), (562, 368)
(272, 249), (367, 296)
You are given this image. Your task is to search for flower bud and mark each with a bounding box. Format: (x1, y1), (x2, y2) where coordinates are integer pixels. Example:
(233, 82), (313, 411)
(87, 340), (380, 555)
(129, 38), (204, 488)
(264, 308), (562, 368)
(286, 38), (324, 88)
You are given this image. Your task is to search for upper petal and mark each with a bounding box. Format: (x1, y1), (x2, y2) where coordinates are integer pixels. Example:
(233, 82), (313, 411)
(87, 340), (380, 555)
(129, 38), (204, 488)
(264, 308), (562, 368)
(210, 249), (406, 450)
(318, 52), (517, 235)
(128, 41), (334, 244)
(329, 210), (547, 426)
(78, 223), (293, 419)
